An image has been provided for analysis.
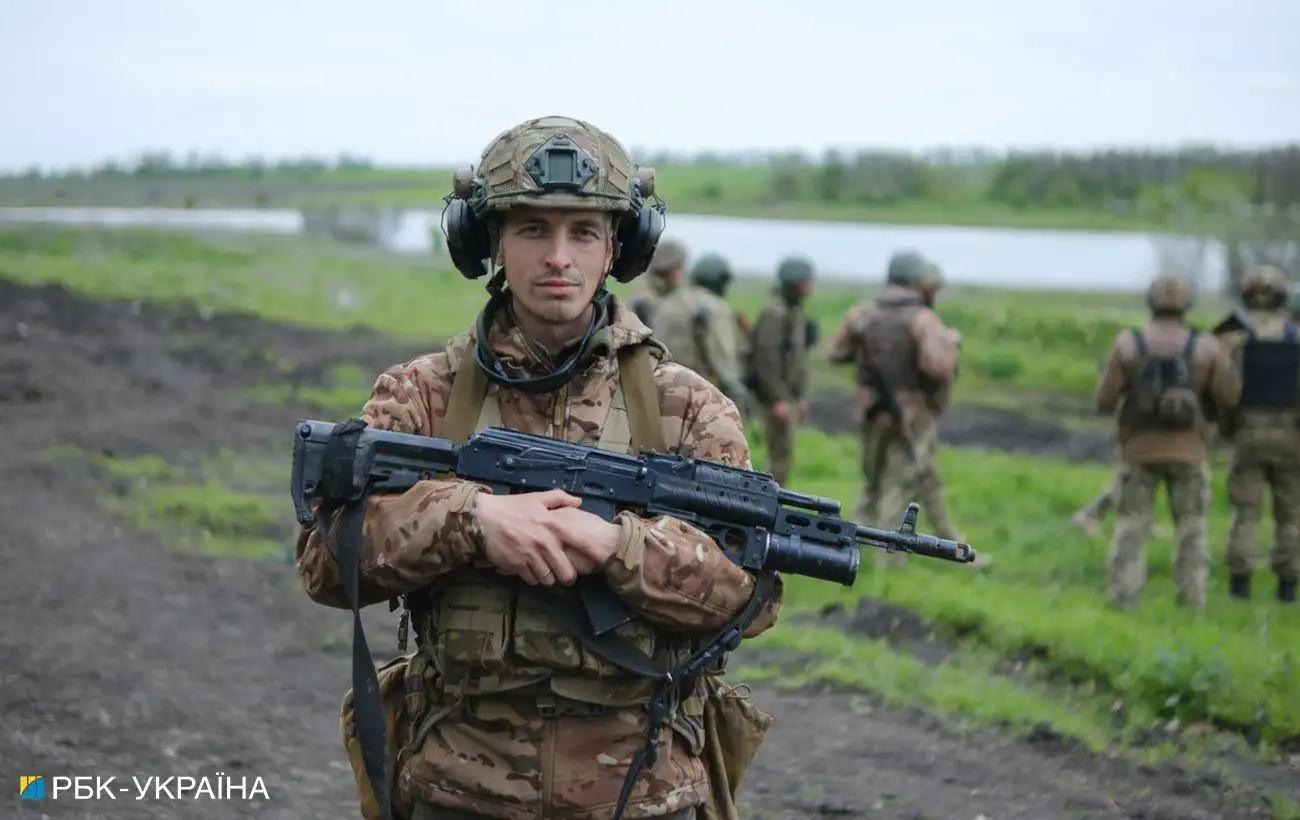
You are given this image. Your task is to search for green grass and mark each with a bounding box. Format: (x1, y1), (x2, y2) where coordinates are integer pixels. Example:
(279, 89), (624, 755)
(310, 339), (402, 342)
(0, 164), (1178, 234)
(747, 425), (1300, 747)
(9, 226), (1296, 759)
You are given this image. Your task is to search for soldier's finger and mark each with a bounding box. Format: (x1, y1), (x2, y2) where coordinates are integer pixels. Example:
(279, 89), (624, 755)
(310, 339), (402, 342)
(537, 535), (578, 585)
(535, 489), (583, 510)
(526, 551), (557, 586)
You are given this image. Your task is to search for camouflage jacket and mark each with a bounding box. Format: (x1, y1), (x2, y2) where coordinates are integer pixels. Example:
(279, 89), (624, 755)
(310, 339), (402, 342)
(654, 283), (750, 409)
(296, 293), (782, 820)
(750, 293), (809, 406)
(827, 285), (961, 430)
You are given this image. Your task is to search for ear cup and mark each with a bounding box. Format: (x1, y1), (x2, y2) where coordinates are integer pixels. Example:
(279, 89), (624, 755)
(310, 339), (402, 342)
(442, 198), (492, 280)
(608, 203), (666, 284)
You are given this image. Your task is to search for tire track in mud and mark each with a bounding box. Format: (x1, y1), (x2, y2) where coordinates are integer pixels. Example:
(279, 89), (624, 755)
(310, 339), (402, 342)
(0, 279), (1288, 820)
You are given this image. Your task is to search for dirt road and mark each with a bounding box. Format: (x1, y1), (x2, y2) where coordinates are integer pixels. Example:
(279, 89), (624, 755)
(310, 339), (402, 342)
(0, 280), (1289, 819)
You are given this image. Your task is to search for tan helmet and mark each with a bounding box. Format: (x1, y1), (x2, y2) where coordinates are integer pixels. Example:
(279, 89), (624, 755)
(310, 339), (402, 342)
(648, 239), (687, 278)
(443, 115), (666, 283)
(918, 261), (945, 292)
(1239, 264), (1291, 303)
(455, 115), (652, 215)
(1145, 274), (1195, 313)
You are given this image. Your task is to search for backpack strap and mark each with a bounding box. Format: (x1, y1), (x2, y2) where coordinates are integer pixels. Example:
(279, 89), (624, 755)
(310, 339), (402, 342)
(1131, 328), (1147, 358)
(1182, 329), (1199, 364)
(617, 345), (667, 453)
(442, 338), (489, 445)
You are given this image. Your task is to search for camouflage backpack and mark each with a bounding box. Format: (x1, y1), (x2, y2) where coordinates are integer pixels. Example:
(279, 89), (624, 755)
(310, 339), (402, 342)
(1122, 329), (1204, 429)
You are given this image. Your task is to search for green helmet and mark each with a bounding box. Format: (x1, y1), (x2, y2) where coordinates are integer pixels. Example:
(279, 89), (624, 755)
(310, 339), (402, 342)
(690, 253), (733, 291)
(777, 255), (815, 285)
(886, 250), (929, 286)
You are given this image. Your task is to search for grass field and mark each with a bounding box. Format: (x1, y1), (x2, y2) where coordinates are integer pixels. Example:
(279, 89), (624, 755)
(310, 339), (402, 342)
(5, 225), (1295, 758)
(0, 163), (1174, 234)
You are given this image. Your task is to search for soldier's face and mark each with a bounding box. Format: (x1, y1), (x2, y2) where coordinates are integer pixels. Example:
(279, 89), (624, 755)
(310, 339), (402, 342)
(497, 208), (614, 326)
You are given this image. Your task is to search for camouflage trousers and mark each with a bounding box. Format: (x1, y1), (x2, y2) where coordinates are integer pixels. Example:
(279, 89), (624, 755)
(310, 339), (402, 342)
(412, 804), (698, 820)
(1107, 461), (1211, 610)
(763, 409), (796, 486)
(853, 418), (940, 569)
(1226, 444), (1300, 583)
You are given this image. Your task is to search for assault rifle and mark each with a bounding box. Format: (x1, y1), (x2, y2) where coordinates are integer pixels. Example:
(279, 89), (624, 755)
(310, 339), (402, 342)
(291, 418), (975, 820)
(292, 419), (975, 634)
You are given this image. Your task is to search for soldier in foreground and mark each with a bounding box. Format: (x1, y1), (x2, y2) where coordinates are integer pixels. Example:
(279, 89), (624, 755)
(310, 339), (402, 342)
(1213, 264), (1300, 603)
(828, 250), (963, 567)
(654, 251), (756, 413)
(750, 257), (815, 484)
(295, 116), (782, 820)
(1094, 276), (1240, 611)
(625, 237), (684, 327)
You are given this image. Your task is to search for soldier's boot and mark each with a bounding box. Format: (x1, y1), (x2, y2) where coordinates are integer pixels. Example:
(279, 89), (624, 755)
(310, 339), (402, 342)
(1229, 574), (1251, 600)
(1279, 579), (1297, 604)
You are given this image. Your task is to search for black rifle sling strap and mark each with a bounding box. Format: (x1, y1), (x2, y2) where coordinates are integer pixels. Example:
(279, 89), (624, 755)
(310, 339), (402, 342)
(313, 417), (393, 820)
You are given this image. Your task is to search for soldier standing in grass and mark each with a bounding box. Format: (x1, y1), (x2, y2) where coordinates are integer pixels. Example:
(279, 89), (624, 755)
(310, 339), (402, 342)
(653, 251), (756, 414)
(1095, 275), (1240, 611)
(828, 250), (964, 568)
(749, 256), (815, 485)
(296, 115), (782, 820)
(1213, 264), (1300, 603)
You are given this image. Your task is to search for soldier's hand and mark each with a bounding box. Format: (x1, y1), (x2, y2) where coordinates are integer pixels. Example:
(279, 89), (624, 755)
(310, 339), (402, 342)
(475, 490), (582, 586)
(772, 401), (791, 420)
(548, 508), (622, 570)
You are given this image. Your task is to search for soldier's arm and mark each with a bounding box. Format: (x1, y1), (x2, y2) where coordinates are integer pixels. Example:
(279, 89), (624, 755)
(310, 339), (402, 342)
(601, 363), (783, 637)
(914, 309), (960, 382)
(826, 307), (861, 364)
(1204, 336), (1243, 412)
(706, 305), (751, 404)
(295, 356), (487, 609)
(1094, 334), (1128, 414)
(751, 305), (790, 404)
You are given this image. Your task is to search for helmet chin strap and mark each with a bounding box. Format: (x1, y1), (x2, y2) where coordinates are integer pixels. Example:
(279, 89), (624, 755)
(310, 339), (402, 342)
(472, 267), (612, 395)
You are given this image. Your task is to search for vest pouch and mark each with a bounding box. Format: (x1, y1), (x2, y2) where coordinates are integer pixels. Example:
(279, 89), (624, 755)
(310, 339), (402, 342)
(340, 653), (414, 820)
(698, 676), (773, 820)
(433, 573), (512, 670)
(510, 588), (585, 671)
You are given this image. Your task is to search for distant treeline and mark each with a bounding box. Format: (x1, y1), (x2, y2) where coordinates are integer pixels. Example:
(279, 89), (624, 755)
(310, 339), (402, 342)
(5, 144), (1300, 214)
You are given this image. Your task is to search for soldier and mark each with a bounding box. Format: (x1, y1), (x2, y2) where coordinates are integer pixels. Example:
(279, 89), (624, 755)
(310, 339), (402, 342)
(1095, 275), (1240, 611)
(295, 116), (782, 820)
(625, 238), (685, 328)
(1213, 264), (1300, 603)
(654, 252), (755, 413)
(750, 256), (815, 485)
(828, 250), (962, 567)
(1290, 287), (1300, 322)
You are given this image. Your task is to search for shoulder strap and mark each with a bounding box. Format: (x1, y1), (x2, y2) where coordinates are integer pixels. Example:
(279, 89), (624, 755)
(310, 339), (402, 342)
(1131, 328), (1147, 358)
(442, 344), (490, 444)
(617, 345), (667, 453)
(1182, 329), (1199, 363)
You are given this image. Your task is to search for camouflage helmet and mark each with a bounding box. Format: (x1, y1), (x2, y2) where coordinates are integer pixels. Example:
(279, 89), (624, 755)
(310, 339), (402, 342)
(776, 255), (815, 285)
(649, 239), (687, 277)
(690, 253), (733, 289)
(1239, 264), (1290, 301)
(455, 115), (653, 216)
(1145, 275), (1195, 313)
(885, 250), (929, 287)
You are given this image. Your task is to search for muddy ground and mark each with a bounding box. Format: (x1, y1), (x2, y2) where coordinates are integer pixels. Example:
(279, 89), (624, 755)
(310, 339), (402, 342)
(1, 279), (1292, 819)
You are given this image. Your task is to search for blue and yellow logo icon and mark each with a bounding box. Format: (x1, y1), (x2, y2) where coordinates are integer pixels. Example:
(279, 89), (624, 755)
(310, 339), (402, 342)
(19, 776), (45, 800)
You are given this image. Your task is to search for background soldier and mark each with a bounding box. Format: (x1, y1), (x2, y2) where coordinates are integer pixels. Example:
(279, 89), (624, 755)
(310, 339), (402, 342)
(828, 250), (962, 567)
(1290, 287), (1300, 322)
(654, 252), (756, 413)
(626, 237), (685, 328)
(1213, 264), (1300, 603)
(750, 256), (815, 485)
(296, 116), (782, 820)
(1095, 275), (1240, 611)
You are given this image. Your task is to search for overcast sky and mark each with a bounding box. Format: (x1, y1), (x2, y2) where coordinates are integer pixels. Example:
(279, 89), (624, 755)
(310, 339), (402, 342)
(2, 0), (1298, 171)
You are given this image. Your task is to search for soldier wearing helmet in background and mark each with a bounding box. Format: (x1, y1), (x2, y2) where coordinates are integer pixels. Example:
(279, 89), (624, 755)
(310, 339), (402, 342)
(626, 238), (685, 328)
(1213, 264), (1300, 603)
(296, 116), (782, 820)
(1095, 275), (1240, 611)
(750, 256), (816, 484)
(828, 250), (964, 568)
(654, 251), (755, 413)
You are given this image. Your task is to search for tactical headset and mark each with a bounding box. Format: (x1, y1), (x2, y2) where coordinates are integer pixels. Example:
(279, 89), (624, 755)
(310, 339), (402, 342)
(441, 135), (666, 287)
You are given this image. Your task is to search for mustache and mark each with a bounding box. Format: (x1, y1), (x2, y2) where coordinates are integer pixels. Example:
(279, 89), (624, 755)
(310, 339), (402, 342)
(531, 273), (583, 286)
